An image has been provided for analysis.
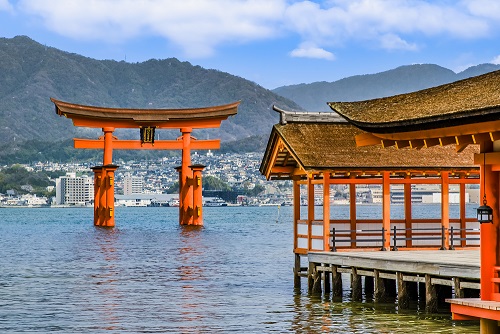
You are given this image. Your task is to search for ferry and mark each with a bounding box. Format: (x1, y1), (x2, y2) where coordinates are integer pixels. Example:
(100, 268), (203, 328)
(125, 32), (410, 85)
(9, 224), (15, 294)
(204, 197), (228, 207)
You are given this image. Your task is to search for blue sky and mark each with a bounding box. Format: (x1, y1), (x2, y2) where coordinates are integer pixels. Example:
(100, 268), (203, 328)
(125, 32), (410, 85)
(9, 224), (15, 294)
(1, 0), (500, 89)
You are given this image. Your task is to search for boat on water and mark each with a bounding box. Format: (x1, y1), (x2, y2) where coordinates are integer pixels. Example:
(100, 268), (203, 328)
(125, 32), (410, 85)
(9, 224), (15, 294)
(204, 197), (228, 207)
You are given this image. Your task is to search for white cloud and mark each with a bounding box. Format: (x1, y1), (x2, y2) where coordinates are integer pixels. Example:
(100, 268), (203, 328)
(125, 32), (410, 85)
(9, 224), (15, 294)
(284, 0), (492, 53)
(9, 0), (500, 59)
(463, 0), (500, 20)
(0, 0), (13, 12)
(380, 34), (418, 51)
(492, 55), (500, 65)
(290, 42), (335, 60)
(17, 0), (287, 57)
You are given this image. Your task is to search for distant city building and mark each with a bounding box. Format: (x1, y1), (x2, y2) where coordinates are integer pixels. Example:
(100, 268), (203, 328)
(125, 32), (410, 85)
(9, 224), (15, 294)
(55, 172), (94, 205)
(123, 173), (144, 195)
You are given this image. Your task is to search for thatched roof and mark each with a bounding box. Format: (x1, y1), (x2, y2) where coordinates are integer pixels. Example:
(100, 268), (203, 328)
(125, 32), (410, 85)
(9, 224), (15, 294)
(328, 70), (500, 134)
(260, 121), (478, 180)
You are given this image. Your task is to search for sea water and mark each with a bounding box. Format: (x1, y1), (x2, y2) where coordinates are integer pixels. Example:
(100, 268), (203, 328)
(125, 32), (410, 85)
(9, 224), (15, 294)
(0, 205), (479, 333)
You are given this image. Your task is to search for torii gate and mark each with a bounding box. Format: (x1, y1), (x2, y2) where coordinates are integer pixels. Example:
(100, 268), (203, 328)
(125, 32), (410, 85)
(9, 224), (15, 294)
(52, 98), (239, 227)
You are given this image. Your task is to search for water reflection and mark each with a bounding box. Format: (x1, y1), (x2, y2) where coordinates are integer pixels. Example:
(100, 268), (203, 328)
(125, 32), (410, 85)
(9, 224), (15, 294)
(177, 225), (208, 333)
(91, 227), (122, 331)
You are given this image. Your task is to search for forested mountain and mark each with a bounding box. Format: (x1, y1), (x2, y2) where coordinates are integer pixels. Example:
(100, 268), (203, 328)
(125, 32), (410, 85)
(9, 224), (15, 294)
(0, 35), (301, 146)
(273, 63), (500, 111)
(2, 35), (500, 164)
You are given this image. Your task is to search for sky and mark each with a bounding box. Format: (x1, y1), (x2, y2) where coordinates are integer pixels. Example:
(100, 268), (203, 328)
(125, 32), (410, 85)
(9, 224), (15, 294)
(1, 0), (500, 89)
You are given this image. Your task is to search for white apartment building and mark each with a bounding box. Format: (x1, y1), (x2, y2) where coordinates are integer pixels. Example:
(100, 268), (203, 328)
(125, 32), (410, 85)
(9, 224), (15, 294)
(55, 172), (94, 205)
(123, 173), (144, 195)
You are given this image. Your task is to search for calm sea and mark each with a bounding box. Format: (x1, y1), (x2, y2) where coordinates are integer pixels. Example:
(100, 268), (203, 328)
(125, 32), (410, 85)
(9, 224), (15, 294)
(0, 205), (479, 333)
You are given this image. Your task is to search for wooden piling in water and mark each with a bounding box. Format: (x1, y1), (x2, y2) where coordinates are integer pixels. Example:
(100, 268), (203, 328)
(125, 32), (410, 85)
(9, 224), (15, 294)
(332, 265), (343, 297)
(425, 274), (438, 313)
(351, 267), (362, 301)
(397, 272), (410, 309)
(302, 249), (480, 315)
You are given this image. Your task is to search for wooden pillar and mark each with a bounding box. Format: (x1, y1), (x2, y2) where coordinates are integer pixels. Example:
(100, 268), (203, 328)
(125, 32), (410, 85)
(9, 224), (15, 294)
(460, 176), (467, 247)
(480, 143), (499, 302)
(91, 166), (104, 226)
(294, 253), (301, 290)
(441, 172), (450, 249)
(425, 274), (438, 313)
(397, 272), (410, 309)
(180, 128), (193, 225)
(103, 165), (118, 227)
(453, 277), (464, 298)
(332, 265), (343, 297)
(175, 166), (183, 224)
(293, 178), (300, 252)
(349, 180), (356, 248)
(374, 269), (386, 302)
(323, 264), (331, 294)
(309, 262), (321, 294)
(102, 127), (114, 165)
(351, 267), (362, 301)
(307, 176), (314, 251)
(190, 164), (205, 226)
(382, 172), (391, 251)
(480, 319), (500, 334)
(323, 173), (331, 251)
(404, 175), (412, 248)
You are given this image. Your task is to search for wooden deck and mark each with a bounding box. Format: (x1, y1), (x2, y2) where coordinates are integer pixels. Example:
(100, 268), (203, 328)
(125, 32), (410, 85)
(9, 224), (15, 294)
(302, 249), (480, 313)
(308, 249), (480, 280)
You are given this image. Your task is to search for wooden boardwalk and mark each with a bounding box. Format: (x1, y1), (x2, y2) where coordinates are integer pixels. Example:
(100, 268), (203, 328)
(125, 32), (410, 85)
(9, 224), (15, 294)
(309, 249), (479, 279)
(302, 249), (480, 312)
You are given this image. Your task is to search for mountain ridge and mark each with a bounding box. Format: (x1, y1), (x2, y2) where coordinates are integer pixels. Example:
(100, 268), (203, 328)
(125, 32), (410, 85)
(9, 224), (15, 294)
(273, 63), (500, 111)
(0, 35), (301, 145)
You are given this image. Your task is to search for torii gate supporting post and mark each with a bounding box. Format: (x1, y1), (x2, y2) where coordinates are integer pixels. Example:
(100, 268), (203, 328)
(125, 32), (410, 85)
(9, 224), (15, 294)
(102, 165), (118, 227)
(180, 128), (194, 225)
(190, 164), (205, 226)
(91, 166), (104, 226)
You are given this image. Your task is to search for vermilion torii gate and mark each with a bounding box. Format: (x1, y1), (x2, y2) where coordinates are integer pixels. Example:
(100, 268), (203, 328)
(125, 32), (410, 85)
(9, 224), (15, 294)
(52, 98), (239, 227)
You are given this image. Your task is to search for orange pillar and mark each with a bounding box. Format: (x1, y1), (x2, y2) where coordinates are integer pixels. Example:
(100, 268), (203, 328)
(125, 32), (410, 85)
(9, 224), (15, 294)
(323, 172), (331, 251)
(460, 176), (467, 247)
(307, 176), (314, 251)
(175, 166), (183, 224)
(349, 180), (356, 248)
(190, 164), (205, 226)
(91, 166), (104, 226)
(480, 143), (499, 301)
(180, 128), (193, 225)
(102, 165), (118, 227)
(441, 172), (450, 249)
(382, 172), (391, 251)
(102, 127), (115, 165)
(293, 178), (300, 252)
(404, 175), (412, 248)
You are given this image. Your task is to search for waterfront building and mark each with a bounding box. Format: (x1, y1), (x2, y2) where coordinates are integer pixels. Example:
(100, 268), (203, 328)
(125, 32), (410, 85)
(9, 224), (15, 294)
(55, 172), (94, 206)
(123, 173), (144, 195)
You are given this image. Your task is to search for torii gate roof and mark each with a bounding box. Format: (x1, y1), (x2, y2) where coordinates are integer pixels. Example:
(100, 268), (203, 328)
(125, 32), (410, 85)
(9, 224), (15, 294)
(52, 98), (239, 129)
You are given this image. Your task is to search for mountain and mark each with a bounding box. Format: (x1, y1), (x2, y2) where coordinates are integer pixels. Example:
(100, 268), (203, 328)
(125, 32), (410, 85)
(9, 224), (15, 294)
(273, 63), (500, 111)
(0, 35), (301, 146)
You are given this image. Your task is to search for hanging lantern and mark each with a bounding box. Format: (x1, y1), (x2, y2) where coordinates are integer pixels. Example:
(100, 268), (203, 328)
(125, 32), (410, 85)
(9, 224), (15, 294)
(477, 152), (493, 224)
(477, 199), (493, 224)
